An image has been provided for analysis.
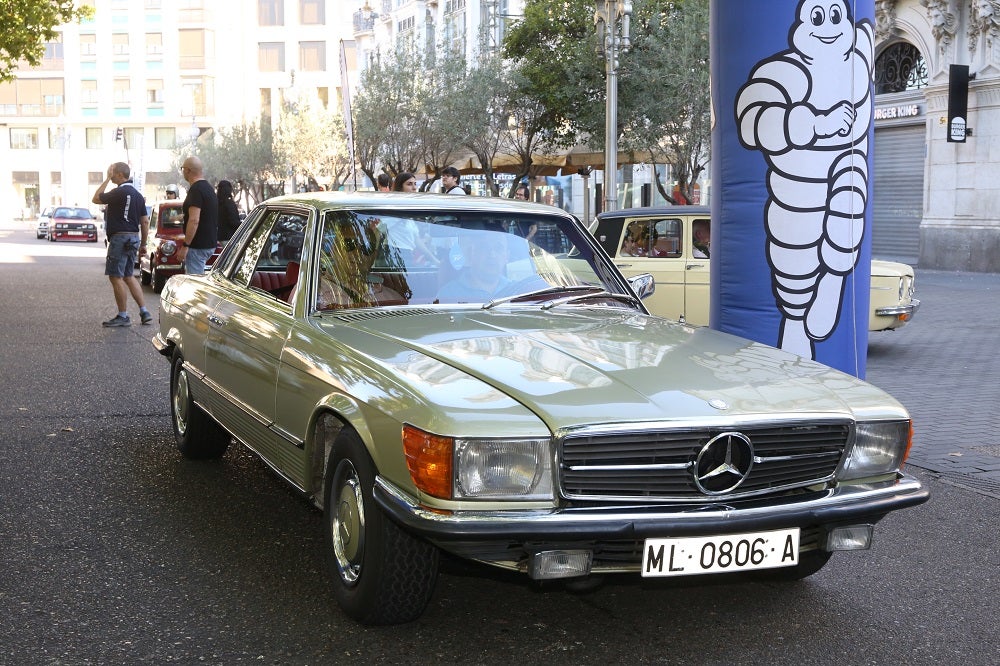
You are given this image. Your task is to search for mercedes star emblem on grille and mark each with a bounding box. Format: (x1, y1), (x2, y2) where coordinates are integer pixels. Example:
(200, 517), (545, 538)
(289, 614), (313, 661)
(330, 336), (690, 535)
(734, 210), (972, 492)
(693, 432), (755, 495)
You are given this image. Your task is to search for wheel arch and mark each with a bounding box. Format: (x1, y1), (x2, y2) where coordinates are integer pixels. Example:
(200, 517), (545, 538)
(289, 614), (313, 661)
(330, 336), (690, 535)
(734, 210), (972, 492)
(306, 396), (379, 512)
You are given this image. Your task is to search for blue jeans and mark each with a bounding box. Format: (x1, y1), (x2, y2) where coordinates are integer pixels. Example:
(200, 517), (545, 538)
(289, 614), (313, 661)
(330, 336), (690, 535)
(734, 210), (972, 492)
(105, 234), (140, 277)
(184, 247), (215, 274)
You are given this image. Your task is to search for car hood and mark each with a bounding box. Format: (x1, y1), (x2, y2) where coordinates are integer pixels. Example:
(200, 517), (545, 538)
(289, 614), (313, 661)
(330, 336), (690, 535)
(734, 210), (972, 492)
(871, 258), (913, 278)
(315, 308), (902, 432)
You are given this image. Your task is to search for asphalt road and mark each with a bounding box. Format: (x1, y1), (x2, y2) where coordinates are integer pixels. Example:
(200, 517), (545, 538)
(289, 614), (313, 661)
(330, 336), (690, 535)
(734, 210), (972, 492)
(0, 225), (996, 665)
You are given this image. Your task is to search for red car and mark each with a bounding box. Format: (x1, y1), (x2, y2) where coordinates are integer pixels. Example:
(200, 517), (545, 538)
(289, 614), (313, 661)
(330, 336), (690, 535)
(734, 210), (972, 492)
(139, 200), (220, 292)
(48, 207), (98, 242)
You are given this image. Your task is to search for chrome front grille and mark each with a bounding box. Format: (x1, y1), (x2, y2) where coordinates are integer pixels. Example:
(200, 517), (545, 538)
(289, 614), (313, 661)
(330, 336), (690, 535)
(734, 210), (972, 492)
(560, 421), (850, 501)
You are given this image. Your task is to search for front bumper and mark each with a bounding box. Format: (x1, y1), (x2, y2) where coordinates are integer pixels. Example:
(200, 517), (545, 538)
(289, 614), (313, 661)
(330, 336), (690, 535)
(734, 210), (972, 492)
(51, 229), (98, 241)
(875, 298), (920, 322)
(374, 472), (928, 571)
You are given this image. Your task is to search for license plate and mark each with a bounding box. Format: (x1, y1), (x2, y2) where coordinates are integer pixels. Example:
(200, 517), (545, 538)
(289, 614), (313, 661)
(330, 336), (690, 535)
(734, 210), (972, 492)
(641, 528), (800, 577)
(69, 230), (83, 235)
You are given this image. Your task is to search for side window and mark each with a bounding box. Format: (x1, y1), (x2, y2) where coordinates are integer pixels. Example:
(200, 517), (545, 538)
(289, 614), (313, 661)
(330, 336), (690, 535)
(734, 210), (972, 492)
(691, 218), (710, 258)
(621, 220), (653, 257)
(230, 210), (307, 291)
(651, 219), (681, 258)
(315, 212), (388, 310)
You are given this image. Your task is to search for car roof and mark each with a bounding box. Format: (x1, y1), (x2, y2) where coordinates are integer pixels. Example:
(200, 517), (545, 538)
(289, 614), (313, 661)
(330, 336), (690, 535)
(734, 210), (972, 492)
(261, 190), (573, 215)
(596, 205), (711, 219)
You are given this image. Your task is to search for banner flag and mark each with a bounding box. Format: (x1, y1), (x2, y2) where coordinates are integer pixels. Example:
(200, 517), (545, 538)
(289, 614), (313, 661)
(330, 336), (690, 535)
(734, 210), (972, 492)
(711, 0), (874, 378)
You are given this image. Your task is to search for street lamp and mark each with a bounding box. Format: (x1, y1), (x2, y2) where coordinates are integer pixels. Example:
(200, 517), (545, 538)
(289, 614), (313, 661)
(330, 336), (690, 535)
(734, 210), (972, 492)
(594, 0), (631, 214)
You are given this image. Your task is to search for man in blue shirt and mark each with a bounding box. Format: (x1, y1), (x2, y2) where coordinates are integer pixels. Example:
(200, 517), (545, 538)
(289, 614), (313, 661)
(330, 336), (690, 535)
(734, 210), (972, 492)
(92, 162), (152, 327)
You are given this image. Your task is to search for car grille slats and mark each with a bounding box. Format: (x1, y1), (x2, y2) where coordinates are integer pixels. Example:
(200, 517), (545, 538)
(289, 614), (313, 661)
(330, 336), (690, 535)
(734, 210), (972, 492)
(561, 422), (849, 501)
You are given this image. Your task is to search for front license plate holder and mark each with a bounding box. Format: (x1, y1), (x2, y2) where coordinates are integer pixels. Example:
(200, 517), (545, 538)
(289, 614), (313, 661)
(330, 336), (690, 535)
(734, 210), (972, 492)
(641, 528), (800, 577)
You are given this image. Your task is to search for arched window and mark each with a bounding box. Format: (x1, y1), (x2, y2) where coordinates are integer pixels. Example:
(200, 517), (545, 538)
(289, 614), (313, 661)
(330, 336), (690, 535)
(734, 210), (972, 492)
(875, 42), (927, 94)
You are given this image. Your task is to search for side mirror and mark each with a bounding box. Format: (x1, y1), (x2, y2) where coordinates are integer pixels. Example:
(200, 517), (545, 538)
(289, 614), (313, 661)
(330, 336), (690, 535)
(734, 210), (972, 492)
(627, 273), (655, 300)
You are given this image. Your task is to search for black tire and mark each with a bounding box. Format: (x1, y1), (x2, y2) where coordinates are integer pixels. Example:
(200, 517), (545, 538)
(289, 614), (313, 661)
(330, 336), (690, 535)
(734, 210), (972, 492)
(152, 269), (167, 293)
(170, 354), (230, 459)
(140, 268), (152, 286)
(754, 550), (832, 582)
(324, 429), (439, 625)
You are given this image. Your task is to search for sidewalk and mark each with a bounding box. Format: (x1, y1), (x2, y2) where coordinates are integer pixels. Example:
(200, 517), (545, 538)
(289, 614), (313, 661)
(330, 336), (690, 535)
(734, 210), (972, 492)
(866, 268), (1000, 497)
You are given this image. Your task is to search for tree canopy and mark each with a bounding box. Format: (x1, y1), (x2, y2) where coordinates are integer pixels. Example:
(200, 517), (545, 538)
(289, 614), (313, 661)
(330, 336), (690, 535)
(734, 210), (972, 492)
(502, 0), (710, 203)
(0, 0), (92, 82)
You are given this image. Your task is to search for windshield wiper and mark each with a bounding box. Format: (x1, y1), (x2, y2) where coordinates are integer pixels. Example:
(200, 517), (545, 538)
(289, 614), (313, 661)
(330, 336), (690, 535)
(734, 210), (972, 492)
(482, 285), (605, 310)
(540, 290), (642, 310)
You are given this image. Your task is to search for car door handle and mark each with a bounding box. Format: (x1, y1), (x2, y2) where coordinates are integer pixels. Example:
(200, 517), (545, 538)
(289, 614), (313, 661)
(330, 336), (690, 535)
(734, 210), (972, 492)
(616, 263), (633, 269)
(208, 314), (227, 327)
(686, 263), (705, 270)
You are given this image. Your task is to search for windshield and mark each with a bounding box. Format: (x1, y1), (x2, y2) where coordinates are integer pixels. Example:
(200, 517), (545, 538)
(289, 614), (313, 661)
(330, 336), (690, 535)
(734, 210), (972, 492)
(54, 208), (92, 219)
(313, 209), (633, 312)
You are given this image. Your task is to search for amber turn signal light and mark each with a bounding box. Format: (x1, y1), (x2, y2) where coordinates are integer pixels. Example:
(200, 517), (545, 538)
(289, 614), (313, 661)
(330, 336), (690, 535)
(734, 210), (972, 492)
(402, 425), (453, 499)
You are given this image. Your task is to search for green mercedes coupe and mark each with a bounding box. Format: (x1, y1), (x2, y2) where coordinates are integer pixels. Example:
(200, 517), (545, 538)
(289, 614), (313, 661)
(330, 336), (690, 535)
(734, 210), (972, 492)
(153, 192), (928, 625)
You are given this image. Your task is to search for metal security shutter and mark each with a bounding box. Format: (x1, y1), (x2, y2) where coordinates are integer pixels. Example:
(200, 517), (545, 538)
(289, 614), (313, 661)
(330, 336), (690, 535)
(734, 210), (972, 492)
(871, 125), (924, 262)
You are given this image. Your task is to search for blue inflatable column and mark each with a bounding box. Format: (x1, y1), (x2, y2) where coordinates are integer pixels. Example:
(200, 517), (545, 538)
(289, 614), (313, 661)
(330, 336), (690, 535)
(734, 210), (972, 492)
(710, 0), (874, 378)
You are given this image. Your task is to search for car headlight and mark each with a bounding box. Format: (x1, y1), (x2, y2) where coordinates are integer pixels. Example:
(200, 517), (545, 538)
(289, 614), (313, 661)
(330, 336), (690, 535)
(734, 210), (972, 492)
(160, 240), (177, 256)
(403, 425), (554, 500)
(840, 420), (912, 480)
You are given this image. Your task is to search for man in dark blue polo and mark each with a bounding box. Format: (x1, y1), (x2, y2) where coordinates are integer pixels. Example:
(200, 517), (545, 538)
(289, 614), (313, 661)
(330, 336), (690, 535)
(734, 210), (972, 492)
(92, 161), (152, 327)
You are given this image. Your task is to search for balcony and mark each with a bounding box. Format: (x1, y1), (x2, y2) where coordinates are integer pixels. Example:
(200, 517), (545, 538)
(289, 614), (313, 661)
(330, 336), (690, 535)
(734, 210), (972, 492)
(353, 11), (376, 35)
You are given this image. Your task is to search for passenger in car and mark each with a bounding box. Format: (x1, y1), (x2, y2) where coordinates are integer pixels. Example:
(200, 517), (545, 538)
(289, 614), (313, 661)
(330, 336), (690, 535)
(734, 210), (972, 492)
(692, 220), (710, 259)
(316, 218), (403, 309)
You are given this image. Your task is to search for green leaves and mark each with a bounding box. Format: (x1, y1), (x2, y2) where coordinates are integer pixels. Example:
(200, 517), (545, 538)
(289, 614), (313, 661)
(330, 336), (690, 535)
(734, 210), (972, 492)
(0, 0), (92, 82)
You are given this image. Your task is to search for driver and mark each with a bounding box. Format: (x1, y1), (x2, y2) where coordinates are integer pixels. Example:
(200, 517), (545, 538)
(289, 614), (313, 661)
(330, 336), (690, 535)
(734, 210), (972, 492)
(436, 231), (510, 303)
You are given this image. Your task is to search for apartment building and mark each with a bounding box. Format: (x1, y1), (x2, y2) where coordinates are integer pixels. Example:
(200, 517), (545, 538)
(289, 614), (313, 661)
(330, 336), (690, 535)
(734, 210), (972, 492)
(1, 0), (353, 218)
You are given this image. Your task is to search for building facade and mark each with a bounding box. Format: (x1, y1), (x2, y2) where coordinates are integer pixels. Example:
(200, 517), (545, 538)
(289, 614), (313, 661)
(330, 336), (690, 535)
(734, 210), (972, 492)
(0, 0), (353, 217)
(873, 0), (1000, 271)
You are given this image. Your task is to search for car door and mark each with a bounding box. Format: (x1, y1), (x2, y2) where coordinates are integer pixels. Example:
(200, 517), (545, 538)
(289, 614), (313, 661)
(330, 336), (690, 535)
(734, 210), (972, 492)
(203, 207), (308, 464)
(683, 216), (711, 326)
(609, 216), (687, 321)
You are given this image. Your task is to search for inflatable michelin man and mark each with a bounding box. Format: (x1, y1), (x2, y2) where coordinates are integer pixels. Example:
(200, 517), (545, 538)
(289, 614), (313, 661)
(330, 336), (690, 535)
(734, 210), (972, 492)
(735, 0), (874, 359)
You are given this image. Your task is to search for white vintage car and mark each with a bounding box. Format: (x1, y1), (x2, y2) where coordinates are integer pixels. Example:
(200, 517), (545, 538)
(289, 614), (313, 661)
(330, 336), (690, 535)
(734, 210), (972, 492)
(592, 206), (919, 331)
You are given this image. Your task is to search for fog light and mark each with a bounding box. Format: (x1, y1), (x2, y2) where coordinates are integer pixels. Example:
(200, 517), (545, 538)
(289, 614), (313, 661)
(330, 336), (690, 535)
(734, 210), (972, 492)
(825, 524), (873, 551)
(528, 550), (593, 580)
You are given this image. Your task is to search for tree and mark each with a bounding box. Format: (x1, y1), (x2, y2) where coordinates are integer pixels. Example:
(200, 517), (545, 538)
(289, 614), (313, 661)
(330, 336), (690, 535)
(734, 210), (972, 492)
(501, 0), (603, 148)
(0, 0), (92, 82)
(453, 53), (515, 196)
(503, 0), (712, 204)
(275, 91), (351, 191)
(352, 44), (424, 184)
(417, 44), (471, 192)
(621, 0), (710, 203)
(175, 120), (281, 209)
(496, 74), (564, 195)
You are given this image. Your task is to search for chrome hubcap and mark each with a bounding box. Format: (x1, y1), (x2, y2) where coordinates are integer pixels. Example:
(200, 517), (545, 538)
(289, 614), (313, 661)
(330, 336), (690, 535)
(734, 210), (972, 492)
(331, 461), (364, 584)
(172, 367), (189, 436)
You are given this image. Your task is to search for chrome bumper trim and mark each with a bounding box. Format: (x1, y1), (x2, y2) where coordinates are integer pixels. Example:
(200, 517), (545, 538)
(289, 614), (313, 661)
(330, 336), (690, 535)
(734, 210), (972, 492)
(875, 299), (920, 317)
(374, 473), (928, 542)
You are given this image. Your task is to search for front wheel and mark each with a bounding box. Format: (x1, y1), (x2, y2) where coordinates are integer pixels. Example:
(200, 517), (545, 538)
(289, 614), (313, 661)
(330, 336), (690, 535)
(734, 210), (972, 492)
(324, 429), (439, 625)
(152, 269), (167, 293)
(170, 354), (230, 459)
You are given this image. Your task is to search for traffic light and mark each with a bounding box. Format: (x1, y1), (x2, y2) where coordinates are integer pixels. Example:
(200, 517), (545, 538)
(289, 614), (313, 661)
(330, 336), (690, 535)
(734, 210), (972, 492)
(115, 127), (123, 141)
